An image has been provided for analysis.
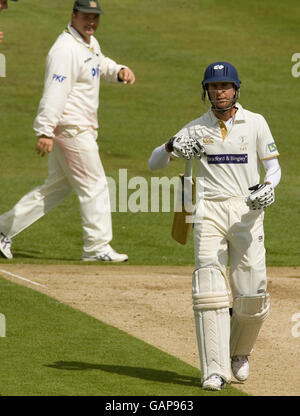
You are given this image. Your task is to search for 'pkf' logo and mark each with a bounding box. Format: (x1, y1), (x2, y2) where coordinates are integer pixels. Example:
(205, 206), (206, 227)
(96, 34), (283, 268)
(52, 74), (67, 83)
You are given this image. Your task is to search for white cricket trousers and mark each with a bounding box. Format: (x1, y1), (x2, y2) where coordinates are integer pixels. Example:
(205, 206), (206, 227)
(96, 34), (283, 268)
(0, 126), (112, 256)
(194, 197), (267, 297)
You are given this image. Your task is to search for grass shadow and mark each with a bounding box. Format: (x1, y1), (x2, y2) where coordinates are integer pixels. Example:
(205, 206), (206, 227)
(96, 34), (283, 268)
(45, 361), (201, 388)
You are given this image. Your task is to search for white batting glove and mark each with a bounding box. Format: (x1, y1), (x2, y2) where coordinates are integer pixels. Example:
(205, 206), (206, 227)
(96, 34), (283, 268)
(166, 135), (205, 160)
(246, 183), (275, 210)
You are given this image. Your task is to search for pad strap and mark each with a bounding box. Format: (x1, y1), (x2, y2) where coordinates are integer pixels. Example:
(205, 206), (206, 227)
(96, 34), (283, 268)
(193, 292), (229, 310)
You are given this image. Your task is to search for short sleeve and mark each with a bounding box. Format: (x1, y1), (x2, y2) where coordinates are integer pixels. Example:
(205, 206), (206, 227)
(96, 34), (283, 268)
(256, 114), (280, 160)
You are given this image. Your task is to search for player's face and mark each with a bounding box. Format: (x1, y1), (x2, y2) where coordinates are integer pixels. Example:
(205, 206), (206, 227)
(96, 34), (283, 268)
(207, 82), (236, 109)
(71, 11), (100, 43)
(0, 0), (8, 12)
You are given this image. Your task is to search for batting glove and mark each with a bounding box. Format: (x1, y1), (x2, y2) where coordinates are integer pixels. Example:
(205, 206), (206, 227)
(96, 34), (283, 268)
(166, 135), (205, 160)
(246, 183), (275, 210)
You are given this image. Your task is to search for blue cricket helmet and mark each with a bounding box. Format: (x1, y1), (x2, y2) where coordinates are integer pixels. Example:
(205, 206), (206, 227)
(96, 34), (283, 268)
(202, 62), (241, 89)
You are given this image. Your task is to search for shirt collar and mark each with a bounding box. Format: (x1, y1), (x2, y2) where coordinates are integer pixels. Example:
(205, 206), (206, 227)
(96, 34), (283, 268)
(66, 23), (94, 49)
(208, 102), (246, 125)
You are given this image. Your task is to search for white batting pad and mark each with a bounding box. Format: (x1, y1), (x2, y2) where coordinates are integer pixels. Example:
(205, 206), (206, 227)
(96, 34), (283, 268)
(230, 292), (270, 357)
(192, 268), (231, 382)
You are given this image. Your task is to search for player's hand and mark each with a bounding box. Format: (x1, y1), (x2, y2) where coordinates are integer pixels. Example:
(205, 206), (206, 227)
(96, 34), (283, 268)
(246, 183), (274, 210)
(0, 31), (4, 43)
(166, 135), (206, 160)
(118, 67), (135, 84)
(36, 136), (54, 157)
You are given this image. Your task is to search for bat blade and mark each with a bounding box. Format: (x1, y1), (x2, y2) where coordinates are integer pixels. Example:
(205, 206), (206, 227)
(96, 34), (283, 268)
(171, 209), (192, 245)
(171, 171), (194, 245)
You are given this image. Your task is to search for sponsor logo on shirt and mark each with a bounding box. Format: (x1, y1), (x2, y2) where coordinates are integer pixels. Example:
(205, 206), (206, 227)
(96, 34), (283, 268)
(239, 136), (248, 151)
(207, 154), (248, 164)
(92, 64), (100, 78)
(240, 136), (248, 143)
(52, 74), (67, 83)
(203, 137), (214, 144)
(268, 142), (277, 152)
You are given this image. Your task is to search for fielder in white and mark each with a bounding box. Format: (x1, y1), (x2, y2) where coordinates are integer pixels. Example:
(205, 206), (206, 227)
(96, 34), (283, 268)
(149, 62), (281, 391)
(0, 0), (135, 262)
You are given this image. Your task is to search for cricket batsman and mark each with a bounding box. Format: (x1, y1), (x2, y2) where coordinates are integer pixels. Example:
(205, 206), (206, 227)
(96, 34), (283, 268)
(148, 62), (281, 390)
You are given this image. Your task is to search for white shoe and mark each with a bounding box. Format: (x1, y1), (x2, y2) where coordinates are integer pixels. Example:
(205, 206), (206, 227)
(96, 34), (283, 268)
(231, 355), (249, 381)
(0, 232), (13, 259)
(202, 374), (226, 391)
(82, 248), (128, 263)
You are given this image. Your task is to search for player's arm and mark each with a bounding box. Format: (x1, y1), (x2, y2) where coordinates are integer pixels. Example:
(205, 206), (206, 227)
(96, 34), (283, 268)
(34, 46), (77, 140)
(247, 115), (281, 210)
(149, 124), (205, 170)
(98, 47), (135, 84)
(246, 157), (281, 210)
(148, 143), (174, 171)
(262, 157), (281, 188)
(117, 67), (135, 84)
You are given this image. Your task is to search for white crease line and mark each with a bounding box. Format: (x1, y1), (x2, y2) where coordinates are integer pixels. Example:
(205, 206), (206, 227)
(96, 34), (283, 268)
(0, 269), (48, 289)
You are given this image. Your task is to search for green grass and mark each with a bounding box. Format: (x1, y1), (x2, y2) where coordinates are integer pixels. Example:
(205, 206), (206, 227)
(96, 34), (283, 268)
(0, 277), (246, 396)
(0, 0), (299, 266)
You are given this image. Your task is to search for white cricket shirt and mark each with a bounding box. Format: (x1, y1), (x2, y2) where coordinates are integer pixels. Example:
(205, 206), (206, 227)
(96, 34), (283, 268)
(34, 23), (125, 138)
(174, 103), (280, 200)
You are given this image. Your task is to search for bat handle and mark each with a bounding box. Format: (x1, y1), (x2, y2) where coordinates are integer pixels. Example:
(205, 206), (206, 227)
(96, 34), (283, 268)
(184, 159), (193, 178)
(182, 159), (194, 208)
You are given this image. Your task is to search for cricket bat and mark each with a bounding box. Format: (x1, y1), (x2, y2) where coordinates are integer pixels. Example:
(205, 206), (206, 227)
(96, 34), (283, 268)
(171, 159), (195, 245)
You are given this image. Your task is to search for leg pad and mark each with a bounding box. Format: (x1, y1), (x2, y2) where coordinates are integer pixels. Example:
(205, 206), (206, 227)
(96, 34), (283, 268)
(192, 268), (231, 382)
(230, 292), (270, 357)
